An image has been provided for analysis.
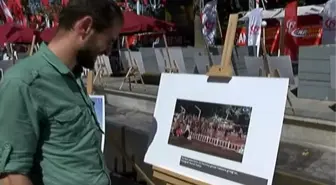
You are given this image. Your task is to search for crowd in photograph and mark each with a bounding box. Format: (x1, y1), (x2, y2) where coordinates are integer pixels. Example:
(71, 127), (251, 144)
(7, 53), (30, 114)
(171, 113), (247, 145)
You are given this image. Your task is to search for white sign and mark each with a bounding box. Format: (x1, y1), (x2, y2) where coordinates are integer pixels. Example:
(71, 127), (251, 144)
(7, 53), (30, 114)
(247, 8), (262, 46)
(322, 0), (336, 44)
(145, 73), (288, 185)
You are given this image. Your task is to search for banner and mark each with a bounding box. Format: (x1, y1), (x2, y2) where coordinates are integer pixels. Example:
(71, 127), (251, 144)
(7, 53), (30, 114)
(247, 8), (262, 46)
(322, 0), (336, 44)
(201, 0), (217, 45)
(284, 1), (298, 61)
(233, 24), (321, 54)
(0, 0), (13, 23)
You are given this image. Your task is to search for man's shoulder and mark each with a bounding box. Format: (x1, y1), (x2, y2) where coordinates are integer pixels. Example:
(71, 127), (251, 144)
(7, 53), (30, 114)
(3, 53), (49, 85)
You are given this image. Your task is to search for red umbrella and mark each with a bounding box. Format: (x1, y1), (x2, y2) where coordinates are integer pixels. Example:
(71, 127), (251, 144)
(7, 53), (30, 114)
(122, 11), (174, 34)
(0, 23), (21, 45)
(39, 12), (175, 42)
(6, 27), (38, 44)
(122, 11), (146, 33)
(40, 27), (57, 42)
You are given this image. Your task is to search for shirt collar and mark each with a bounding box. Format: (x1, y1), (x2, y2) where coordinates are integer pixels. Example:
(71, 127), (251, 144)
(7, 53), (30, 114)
(39, 42), (83, 78)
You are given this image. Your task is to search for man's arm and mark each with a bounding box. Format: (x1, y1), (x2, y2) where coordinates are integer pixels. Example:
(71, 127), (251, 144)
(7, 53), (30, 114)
(0, 79), (41, 185)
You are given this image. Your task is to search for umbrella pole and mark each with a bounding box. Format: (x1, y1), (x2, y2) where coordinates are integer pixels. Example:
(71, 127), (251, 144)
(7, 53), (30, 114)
(8, 44), (15, 64)
(29, 35), (36, 56)
(216, 11), (223, 42)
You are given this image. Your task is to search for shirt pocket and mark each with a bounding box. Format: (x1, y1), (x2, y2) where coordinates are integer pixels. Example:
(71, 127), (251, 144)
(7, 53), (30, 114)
(50, 106), (89, 143)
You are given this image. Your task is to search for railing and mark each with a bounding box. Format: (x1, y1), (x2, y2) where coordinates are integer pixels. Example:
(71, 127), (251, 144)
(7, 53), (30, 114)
(190, 132), (244, 153)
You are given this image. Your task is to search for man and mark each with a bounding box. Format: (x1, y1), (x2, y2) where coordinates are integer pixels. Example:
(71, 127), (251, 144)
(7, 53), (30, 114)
(0, 0), (123, 185)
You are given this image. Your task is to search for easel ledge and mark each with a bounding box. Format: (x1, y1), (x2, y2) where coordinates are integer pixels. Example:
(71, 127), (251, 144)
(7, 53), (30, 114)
(153, 166), (328, 185)
(153, 166), (209, 185)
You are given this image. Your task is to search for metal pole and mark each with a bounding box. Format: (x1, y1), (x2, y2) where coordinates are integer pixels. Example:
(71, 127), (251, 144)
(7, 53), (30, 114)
(249, 0), (255, 10)
(194, 105), (202, 120)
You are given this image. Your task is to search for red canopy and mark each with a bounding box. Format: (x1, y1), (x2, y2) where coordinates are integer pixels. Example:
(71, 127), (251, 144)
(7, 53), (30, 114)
(6, 27), (38, 44)
(9, 12), (175, 43)
(0, 23), (22, 45)
(40, 27), (57, 42)
(122, 11), (174, 34)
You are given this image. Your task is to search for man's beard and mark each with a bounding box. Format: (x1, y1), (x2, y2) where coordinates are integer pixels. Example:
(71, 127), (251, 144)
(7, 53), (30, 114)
(76, 49), (97, 70)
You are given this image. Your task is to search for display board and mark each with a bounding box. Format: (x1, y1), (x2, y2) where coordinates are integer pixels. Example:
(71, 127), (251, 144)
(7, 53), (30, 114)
(145, 73), (289, 185)
(90, 95), (106, 152)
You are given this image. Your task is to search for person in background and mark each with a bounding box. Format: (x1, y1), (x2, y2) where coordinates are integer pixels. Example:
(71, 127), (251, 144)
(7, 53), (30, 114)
(0, 0), (123, 185)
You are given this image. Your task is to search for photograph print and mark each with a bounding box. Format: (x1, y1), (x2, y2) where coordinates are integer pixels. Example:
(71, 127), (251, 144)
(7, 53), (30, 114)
(168, 99), (252, 162)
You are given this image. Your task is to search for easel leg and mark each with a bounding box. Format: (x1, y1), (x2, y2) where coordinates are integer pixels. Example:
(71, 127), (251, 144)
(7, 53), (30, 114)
(134, 72), (138, 85)
(119, 67), (133, 90)
(286, 93), (295, 115)
(93, 67), (101, 84)
(139, 75), (145, 85)
(128, 74), (132, 91)
(86, 71), (94, 94)
(273, 69), (295, 115)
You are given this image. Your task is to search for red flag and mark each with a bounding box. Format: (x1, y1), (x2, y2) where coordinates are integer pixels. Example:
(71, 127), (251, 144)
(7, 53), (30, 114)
(62, 0), (69, 6)
(284, 1), (298, 62)
(41, 0), (49, 7)
(0, 0), (13, 23)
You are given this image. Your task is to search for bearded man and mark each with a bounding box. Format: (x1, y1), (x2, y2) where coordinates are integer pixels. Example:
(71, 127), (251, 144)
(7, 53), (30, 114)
(0, 0), (123, 185)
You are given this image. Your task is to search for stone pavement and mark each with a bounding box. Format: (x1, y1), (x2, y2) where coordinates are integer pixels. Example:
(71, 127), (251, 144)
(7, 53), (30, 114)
(103, 105), (336, 185)
(93, 77), (336, 123)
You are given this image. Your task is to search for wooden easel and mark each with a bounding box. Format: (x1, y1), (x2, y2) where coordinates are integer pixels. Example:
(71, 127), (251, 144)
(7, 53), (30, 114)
(163, 34), (179, 73)
(93, 56), (111, 88)
(164, 59), (179, 73)
(119, 38), (144, 90)
(152, 14), (239, 185)
(119, 58), (144, 90)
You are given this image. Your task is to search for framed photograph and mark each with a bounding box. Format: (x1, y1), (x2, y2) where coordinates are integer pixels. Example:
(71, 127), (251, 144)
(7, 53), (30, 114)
(145, 73), (289, 185)
(89, 95), (105, 152)
(169, 99), (252, 163)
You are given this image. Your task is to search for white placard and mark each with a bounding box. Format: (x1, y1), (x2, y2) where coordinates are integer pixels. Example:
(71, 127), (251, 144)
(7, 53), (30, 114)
(90, 95), (106, 152)
(145, 73), (288, 185)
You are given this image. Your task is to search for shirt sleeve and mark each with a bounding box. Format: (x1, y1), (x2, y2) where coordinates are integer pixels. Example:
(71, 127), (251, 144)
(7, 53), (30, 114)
(0, 79), (41, 175)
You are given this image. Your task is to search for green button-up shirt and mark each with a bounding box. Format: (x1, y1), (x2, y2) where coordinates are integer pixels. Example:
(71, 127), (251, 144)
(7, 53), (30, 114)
(0, 43), (110, 185)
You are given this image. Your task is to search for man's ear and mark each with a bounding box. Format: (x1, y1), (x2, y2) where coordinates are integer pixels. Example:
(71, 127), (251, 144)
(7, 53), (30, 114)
(73, 16), (94, 39)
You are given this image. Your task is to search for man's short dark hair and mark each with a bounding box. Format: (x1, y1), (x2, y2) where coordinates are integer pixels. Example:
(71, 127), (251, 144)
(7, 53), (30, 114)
(58, 0), (124, 32)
